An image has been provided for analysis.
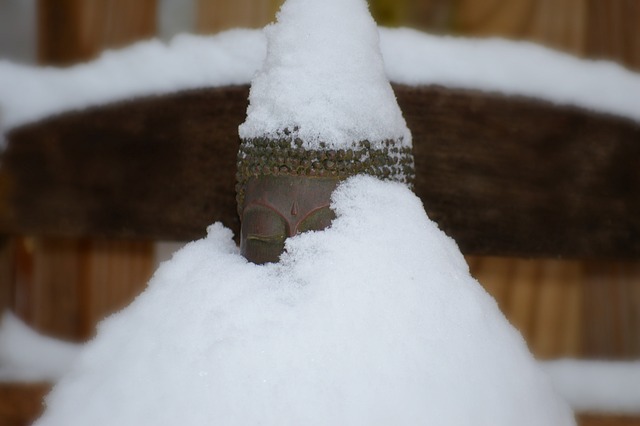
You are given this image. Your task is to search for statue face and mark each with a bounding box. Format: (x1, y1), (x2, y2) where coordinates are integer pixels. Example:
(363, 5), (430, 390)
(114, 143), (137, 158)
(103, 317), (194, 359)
(240, 175), (339, 264)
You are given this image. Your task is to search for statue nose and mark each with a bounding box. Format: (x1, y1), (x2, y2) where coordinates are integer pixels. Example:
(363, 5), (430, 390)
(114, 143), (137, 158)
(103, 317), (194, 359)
(287, 224), (299, 238)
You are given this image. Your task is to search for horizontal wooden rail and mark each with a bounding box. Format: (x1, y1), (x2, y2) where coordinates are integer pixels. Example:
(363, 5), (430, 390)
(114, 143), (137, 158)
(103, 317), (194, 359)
(1, 84), (639, 258)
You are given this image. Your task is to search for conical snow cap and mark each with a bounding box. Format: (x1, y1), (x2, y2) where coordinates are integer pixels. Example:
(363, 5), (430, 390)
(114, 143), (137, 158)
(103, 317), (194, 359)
(237, 0), (414, 208)
(239, 0), (412, 149)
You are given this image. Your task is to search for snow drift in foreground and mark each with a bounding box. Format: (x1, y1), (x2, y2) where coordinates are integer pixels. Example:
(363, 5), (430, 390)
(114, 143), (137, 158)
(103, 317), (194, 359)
(3, 308), (639, 416)
(34, 176), (574, 426)
(2, 27), (640, 136)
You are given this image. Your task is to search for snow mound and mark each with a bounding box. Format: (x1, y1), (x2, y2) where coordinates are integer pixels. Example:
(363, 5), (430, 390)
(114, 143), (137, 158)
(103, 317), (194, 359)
(239, 0), (411, 149)
(35, 176), (574, 426)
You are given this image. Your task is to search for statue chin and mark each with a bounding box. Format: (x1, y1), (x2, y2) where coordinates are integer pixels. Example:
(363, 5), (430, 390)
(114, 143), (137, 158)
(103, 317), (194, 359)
(239, 175), (339, 264)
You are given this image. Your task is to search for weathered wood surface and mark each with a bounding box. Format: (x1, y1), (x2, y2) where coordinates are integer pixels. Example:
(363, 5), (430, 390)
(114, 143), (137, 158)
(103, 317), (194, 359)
(454, 0), (588, 54)
(1, 84), (639, 258)
(7, 237), (154, 341)
(196, 0), (280, 33)
(37, 0), (158, 66)
(400, 0), (640, 71)
(0, 382), (49, 426)
(469, 256), (640, 358)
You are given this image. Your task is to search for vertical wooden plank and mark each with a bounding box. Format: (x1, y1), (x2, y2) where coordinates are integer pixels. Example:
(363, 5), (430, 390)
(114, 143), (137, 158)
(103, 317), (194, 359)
(14, 238), (154, 341)
(369, 0), (409, 26)
(611, 262), (640, 357)
(586, 0), (640, 70)
(33, 238), (84, 340)
(0, 238), (14, 314)
(0, 383), (50, 426)
(32, 0), (160, 342)
(403, 0), (454, 32)
(469, 256), (514, 314)
(11, 236), (155, 341)
(453, 0), (588, 55)
(12, 237), (36, 327)
(454, 0), (535, 38)
(583, 261), (640, 358)
(370, 0), (454, 32)
(631, 262), (640, 356)
(79, 239), (154, 339)
(584, 261), (613, 357)
(505, 258), (541, 346)
(527, 0), (587, 55)
(196, 0), (282, 33)
(12, 237), (84, 341)
(530, 260), (583, 358)
(560, 263), (583, 356)
(472, 257), (585, 358)
(38, 0), (158, 65)
(37, 0), (83, 65)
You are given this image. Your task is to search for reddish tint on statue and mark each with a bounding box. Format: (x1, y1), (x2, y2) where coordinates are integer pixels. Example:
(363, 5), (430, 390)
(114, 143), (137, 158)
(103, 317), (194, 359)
(240, 175), (338, 264)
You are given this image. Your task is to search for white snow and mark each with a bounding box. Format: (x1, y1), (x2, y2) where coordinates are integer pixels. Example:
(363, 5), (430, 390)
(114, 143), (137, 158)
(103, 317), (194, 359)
(379, 27), (640, 124)
(33, 176), (575, 426)
(0, 312), (80, 383)
(543, 360), (640, 415)
(0, 29), (266, 134)
(3, 305), (639, 416)
(238, 0), (411, 149)
(2, 28), (640, 137)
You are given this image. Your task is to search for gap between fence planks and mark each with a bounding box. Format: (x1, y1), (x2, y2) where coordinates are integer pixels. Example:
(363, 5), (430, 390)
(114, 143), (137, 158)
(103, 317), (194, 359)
(1, 84), (639, 258)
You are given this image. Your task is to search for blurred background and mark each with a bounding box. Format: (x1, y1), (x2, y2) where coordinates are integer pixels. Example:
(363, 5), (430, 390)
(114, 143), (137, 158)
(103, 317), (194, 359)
(0, 0), (639, 424)
(0, 0), (639, 394)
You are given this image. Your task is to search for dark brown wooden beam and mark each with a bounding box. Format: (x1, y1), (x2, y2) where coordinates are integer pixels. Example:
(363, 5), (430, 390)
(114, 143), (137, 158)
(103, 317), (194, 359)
(1, 84), (639, 258)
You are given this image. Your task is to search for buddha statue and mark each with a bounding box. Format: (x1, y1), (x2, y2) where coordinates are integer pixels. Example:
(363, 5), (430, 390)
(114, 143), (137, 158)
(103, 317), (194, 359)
(236, 137), (415, 264)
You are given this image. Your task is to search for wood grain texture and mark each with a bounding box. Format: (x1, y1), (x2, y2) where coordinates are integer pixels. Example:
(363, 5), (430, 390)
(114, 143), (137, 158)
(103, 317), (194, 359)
(12, 238), (84, 340)
(0, 238), (14, 313)
(454, 0), (588, 54)
(37, 0), (157, 65)
(0, 382), (50, 426)
(586, 0), (640, 70)
(582, 261), (640, 358)
(405, 85), (640, 259)
(9, 237), (154, 341)
(78, 239), (153, 339)
(1, 85), (639, 258)
(196, 0), (281, 32)
(471, 256), (640, 358)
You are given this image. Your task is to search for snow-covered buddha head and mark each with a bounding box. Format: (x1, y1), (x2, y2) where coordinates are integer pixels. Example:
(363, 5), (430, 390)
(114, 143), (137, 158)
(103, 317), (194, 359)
(235, 0), (414, 264)
(236, 137), (414, 264)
